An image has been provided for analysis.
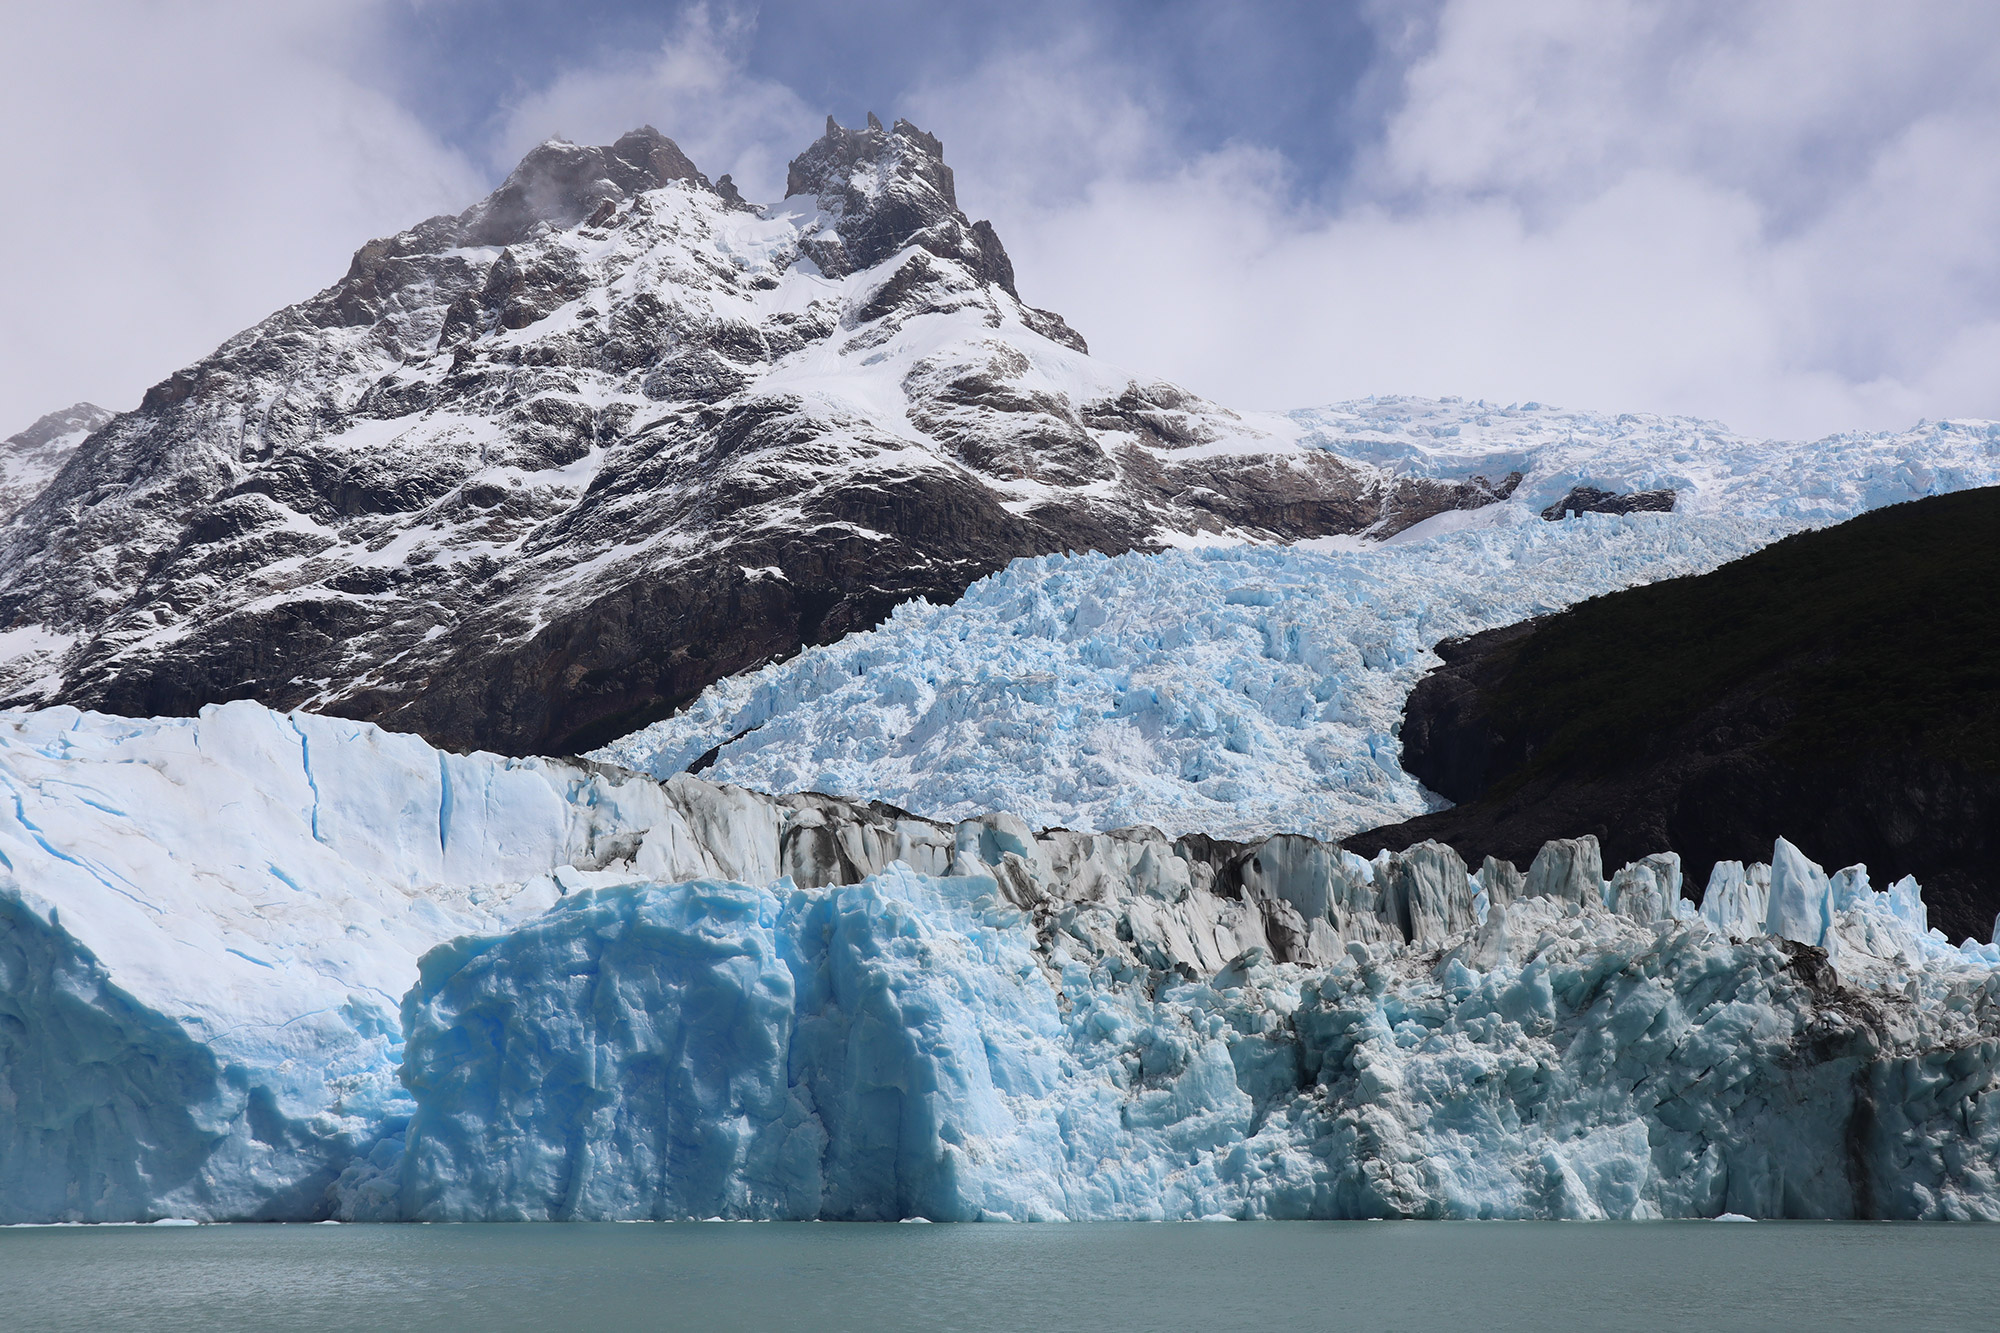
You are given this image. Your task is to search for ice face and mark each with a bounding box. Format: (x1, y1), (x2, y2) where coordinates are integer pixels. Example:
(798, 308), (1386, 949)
(1765, 837), (1836, 948)
(380, 866), (2000, 1223)
(5, 701), (1998, 1222)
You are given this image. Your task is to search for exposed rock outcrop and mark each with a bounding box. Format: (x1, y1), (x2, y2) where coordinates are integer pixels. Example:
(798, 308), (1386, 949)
(1540, 484), (1676, 520)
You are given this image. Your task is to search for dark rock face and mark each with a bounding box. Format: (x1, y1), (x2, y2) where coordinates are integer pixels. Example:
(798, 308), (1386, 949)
(1345, 488), (2000, 943)
(784, 116), (1086, 352)
(0, 120), (1521, 757)
(1540, 485), (1676, 520)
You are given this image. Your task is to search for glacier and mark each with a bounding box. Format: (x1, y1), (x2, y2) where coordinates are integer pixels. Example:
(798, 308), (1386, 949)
(592, 402), (2000, 840)
(4, 701), (1999, 1222)
(1288, 398), (2000, 524)
(590, 511), (1795, 838)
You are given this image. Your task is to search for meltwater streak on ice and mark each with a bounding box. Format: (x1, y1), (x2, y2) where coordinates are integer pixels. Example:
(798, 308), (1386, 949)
(4, 702), (1999, 1223)
(3, 1222), (1996, 1333)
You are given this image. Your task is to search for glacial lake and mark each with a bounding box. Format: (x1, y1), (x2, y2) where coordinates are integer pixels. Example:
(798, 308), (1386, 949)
(1, 1220), (1991, 1331)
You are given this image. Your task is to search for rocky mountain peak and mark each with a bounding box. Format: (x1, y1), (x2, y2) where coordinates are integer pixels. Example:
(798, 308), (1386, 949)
(4, 402), (112, 453)
(780, 113), (1021, 296)
(0, 115), (1527, 755)
(0, 402), (114, 524)
(457, 126), (714, 248)
(786, 113), (955, 211)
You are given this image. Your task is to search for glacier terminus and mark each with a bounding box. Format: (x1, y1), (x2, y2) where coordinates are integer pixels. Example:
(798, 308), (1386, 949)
(3, 702), (1998, 1224)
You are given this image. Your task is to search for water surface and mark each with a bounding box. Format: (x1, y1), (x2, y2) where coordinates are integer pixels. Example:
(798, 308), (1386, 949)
(1, 1220), (1988, 1332)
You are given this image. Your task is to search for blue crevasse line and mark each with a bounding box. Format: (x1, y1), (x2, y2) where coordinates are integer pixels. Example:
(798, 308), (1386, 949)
(73, 794), (130, 818)
(0, 770), (161, 916)
(226, 948), (276, 970)
(290, 716), (326, 844)
(436, 751), (452, 859)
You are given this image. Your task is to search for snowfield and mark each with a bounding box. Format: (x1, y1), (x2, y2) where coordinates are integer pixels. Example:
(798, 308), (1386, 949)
(1290, 398), (2000, 522)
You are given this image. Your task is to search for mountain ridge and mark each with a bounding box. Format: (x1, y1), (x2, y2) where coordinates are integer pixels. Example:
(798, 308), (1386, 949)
(0, 117), (1514, 754)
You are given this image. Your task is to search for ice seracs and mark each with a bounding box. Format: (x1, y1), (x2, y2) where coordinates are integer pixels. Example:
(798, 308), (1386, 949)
(3, 701), (1997, 1222)
(592, 511), (1792, 839)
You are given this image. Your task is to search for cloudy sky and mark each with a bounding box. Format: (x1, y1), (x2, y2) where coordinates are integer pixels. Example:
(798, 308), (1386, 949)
(5, 1), (1998, 440)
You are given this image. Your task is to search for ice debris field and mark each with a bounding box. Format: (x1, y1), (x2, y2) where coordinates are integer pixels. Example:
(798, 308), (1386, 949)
(4, 702), (2000, 1224)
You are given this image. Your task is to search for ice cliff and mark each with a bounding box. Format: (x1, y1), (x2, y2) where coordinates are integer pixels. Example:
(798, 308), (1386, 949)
(4, 702), (1997, 1222)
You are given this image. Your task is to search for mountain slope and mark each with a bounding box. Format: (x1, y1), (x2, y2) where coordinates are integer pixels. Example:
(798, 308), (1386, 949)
(1345, 487), (2000, 942)
(0, 119), (1509, 755)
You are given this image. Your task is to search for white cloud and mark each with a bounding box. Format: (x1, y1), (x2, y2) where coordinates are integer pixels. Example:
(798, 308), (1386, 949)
(926, 0), (2000, 437)
(5, 1), (1996, 443)
(0, 2), (483, 433)
(491, 7), (818, 203)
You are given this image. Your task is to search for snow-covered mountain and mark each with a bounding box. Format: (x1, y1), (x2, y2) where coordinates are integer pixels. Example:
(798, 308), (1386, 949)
(4, 701), (1996, 1223)
(4, 110), (1999, 1230)
(0, 402), (112, 524)
(0, 119), (1514, 756)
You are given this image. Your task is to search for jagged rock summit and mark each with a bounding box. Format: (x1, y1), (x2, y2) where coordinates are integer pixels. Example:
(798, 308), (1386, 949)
(0, 118), (1512, 754)
(0, 402), (113, 525)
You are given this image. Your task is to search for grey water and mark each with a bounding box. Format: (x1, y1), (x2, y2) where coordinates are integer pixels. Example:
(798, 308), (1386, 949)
(0, 1221), (1990, 1332)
